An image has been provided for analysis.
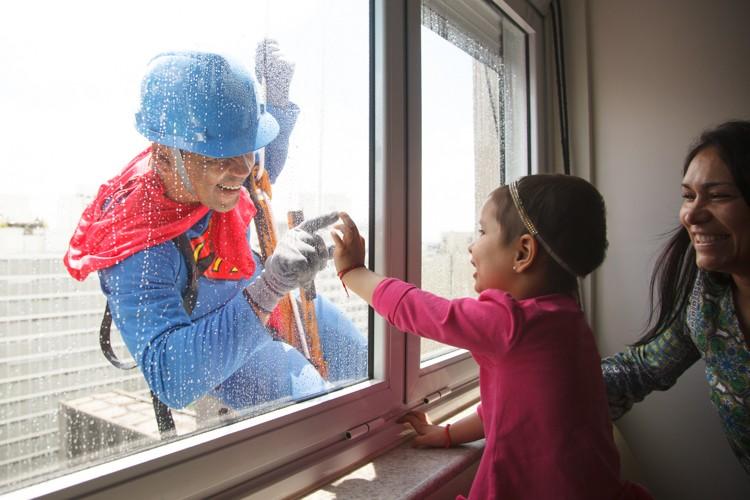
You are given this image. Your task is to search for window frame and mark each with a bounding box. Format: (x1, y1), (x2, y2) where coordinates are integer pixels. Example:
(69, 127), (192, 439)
(11, 1), (545, 498)
(404, 0), (546, 405)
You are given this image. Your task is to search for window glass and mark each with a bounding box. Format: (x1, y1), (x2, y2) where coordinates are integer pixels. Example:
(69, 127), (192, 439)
(0, 0), (369, 493)
(420, 1), (528, 362)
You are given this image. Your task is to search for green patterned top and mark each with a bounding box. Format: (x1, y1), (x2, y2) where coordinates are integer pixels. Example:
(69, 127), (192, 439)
(602, 272), (750, 474)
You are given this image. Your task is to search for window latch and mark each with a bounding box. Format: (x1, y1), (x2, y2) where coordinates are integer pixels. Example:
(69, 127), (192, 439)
(423, 386), (452, 405)
(345, 416), (386, 440)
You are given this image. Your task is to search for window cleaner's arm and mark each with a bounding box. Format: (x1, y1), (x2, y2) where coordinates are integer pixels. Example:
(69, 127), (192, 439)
(288, 210), (327, 378)
(248, 39), (329, 376)
(246, 159), (328, 378)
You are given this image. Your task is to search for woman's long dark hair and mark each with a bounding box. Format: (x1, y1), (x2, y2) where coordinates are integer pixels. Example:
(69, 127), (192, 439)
(636, 120), (750, 345)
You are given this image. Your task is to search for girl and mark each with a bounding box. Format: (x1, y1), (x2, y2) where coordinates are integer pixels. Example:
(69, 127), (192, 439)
(332, 174), (651, 499)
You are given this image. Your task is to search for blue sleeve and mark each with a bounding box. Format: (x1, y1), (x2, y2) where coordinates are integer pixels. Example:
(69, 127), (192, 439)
(265, 103), (300, 184)
(99, 241), (272, 409)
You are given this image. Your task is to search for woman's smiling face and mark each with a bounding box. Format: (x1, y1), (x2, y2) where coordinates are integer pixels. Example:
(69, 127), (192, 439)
(679, 147), (750, 278)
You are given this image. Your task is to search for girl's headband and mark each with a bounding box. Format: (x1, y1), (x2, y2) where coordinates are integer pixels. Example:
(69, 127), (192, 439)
(508, 180), (580, 277)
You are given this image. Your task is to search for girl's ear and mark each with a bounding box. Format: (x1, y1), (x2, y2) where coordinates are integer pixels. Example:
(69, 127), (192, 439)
(513, 234), (538, 273)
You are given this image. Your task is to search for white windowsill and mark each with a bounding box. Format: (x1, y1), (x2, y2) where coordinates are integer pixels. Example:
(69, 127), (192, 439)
(302, 404), (484, 500)
(295, 406), (645, 499)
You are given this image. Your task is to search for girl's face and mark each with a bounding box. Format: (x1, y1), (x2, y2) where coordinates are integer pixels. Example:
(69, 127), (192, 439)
(680, 147), (750, 279)
(468, 197), (518, 293)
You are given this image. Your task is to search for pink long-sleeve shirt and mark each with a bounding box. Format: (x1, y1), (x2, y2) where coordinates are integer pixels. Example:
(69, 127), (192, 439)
(373, 278), (645, 500)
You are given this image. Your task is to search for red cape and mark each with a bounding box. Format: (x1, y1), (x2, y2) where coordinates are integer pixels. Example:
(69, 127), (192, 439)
(63, 147), (257, 281)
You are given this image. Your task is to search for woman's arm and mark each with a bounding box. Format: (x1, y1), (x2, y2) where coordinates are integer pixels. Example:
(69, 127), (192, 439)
(601, 322), (700, 419)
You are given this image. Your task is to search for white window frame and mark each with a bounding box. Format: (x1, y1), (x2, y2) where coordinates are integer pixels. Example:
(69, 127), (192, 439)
(12, 1), (544, 498)
(404, 0), (546, 405)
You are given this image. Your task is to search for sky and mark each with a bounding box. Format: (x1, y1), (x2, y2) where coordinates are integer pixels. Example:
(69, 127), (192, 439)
(0, 0), (481, 252)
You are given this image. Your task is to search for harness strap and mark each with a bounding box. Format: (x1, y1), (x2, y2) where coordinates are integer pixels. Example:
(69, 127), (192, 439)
(99, 303), (136, 370)
(151, 390), (177, 437)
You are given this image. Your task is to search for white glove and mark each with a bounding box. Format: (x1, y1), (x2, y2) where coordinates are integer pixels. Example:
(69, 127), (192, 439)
(255, 38), (295, 107)
(245, 212), (338, 313)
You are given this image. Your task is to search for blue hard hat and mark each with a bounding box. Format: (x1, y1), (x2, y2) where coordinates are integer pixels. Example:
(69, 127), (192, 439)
(135, 51), (279, 158)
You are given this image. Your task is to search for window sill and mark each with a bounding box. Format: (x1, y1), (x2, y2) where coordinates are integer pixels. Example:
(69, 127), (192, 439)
(302, 404), (483, 500)
(297, 408), (644, 500)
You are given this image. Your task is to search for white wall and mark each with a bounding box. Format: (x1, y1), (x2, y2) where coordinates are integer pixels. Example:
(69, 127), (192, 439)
(564, 0), (750, 498)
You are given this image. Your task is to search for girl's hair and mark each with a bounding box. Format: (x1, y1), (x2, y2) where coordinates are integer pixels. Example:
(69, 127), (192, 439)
(635, 120), (750, 346)
(491, 174), (608, 293)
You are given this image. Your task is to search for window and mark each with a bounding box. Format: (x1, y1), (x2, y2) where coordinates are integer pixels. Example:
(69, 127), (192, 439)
(406, 0), (537, 403)
(3, 1), (542, 497)
(420, 1), (530, 362)
(1, 0), (370, 494)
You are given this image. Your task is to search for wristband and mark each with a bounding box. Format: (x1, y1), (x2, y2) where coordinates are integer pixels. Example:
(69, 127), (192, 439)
(444, 424), (452, 448)
(337, 265), (364, 297)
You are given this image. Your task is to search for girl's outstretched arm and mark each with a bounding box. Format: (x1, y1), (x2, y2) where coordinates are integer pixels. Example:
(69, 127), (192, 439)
(331, 212), (385, 305)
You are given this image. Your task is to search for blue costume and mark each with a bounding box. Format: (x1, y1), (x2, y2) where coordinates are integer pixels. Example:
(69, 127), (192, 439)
(98, 105), (367, 410)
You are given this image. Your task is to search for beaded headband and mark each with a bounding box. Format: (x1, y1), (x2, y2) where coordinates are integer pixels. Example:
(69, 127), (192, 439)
(508, 180), (579, 277)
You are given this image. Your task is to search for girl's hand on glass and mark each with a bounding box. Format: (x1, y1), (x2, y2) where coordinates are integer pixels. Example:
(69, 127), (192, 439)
(331, 212), (366, 274)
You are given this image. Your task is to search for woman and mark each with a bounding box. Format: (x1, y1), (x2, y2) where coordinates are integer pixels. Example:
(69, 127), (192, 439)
(602, 120), (750, 474)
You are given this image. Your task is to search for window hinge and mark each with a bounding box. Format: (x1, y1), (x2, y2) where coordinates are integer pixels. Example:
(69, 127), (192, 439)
(345, 416), (386, 440)
(423, 386), (452, 405)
